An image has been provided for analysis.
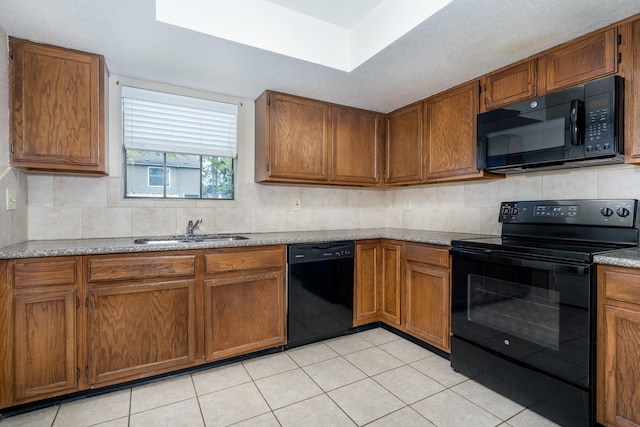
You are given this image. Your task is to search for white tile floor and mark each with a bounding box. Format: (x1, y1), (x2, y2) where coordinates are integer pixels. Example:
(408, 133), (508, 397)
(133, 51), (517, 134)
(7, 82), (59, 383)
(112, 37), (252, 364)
(0, 329), (561, 427)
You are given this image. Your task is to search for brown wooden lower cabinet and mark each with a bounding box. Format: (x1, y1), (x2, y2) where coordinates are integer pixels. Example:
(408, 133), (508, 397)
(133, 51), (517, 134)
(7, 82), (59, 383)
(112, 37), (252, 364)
(403, 243), (451, 352)
(353, 240), (451, 352)
(88, 278), (198, 386)
(597, 265), (640, 427)
(0, 246), (287, 410)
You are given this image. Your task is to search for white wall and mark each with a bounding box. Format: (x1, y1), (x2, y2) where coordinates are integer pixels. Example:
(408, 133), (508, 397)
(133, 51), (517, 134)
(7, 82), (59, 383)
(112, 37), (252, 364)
(0, 29), (27, 246)
(16, 71), (640, 241)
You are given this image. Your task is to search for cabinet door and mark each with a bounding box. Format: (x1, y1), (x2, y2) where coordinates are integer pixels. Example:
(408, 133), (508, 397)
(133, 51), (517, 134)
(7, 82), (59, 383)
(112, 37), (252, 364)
(14, 290), (78, 401)
(204, 271), (285, 361)
(88, 280), (197, 386)
(425, 82), (479, 181)
(9, 37), (106, 174)
(332, 106), (381, 185)
(619, 19), (640, 164)
(404, 261), (450, 352)
(480, 60), (536, 112)
(380, 243), (401, 326)
(354, 242), (379, 326)
(543, 28), (617, 92)
(599, 304), (640, 427)
(266, 92), (330, 181)
(385, 103), (424, 184)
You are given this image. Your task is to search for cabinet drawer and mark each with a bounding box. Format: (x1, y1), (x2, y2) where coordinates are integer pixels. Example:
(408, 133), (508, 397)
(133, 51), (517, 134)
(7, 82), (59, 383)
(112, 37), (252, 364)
(88, 254), (196, 282)
(205, 247), (285, 274)
(405, 244), (450, 268)
(13, 257), (78, 288)
(601, 267), (640, 305)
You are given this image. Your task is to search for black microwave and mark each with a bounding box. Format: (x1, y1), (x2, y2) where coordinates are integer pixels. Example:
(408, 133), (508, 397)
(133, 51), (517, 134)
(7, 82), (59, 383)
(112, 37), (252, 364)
(477, 76), (623, 173)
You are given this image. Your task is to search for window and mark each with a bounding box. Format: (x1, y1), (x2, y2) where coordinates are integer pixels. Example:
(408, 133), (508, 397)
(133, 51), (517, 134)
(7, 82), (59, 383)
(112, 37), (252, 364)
(122, 86), (238, 199)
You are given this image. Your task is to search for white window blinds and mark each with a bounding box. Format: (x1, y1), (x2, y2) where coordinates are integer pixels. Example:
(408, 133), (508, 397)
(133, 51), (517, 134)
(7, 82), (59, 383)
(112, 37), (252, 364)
(122, 86), (238, 158)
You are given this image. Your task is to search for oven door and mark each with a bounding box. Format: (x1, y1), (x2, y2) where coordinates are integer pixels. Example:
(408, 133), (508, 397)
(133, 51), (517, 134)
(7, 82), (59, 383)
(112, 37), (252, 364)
(450, 247), (592, 388)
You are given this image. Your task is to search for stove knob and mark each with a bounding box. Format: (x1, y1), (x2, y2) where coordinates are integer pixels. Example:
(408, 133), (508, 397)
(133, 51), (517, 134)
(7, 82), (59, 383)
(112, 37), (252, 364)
(616, 207), (630, 218)
(601, 207), (614, 217)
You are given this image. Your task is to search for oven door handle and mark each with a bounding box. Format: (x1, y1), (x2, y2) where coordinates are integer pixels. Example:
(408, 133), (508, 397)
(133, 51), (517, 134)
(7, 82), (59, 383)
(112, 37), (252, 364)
(450, 248), (590, 275)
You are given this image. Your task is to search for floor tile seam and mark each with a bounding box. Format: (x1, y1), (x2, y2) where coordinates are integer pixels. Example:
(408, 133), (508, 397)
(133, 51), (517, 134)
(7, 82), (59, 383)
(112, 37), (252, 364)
(408, 361), (467, 389)
(360, 405), (428, 427)
(129, 394), (198, 416)
(368, 365), (444, 406)
(189, 374), (208, 427)
(320, 386), (372, 427)
(446, 385), (509, 422)
(502, 407), (535, 425)
(373, 341), (435, 366)
(286, 352), (342, 369)
(46, 404), (61, 427)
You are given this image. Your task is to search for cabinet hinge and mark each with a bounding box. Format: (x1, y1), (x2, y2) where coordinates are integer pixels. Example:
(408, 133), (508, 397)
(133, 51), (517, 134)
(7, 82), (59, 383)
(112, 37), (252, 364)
(85, 297), (89, 308)
(617, 34), (622, 45)
(77, 368), (81, 379)
(618, 52), (622, 64)
(8, 47), (13, 59)
(85, 367), (89, 378)
(76, 297), (80, 309)
(10, 143), (14, 154)
(267, 93), (271, 106)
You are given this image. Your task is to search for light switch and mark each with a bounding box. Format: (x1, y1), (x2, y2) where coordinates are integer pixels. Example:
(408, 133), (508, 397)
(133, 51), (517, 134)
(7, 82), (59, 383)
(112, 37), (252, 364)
(6, 189), (16, 210)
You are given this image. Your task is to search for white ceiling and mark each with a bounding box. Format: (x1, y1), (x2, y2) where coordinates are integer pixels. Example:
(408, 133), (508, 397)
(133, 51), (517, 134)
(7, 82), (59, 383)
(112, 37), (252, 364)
(264, 0), (384, 29)
(1, 1), (640, 113)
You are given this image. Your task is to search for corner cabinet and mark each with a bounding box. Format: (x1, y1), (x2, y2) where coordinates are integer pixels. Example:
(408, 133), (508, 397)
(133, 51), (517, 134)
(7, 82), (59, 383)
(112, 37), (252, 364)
(9, 37), (107, 174)
(255, 91), (382, 186)
(354, 241), (402, 327)
(597, 265), (640, 427)
(203, 246), (286, 361)
(0, 257), (82, 408)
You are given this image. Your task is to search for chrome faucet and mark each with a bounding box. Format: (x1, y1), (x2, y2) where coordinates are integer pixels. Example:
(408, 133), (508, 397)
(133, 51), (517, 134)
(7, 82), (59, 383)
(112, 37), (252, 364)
(186, 218), (202, 236)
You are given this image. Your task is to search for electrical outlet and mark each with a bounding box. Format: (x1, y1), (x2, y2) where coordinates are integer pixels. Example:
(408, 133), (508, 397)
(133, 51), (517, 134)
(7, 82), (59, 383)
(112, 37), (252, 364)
(404, 200), (412, 211)
(293, 198), (302, 211)
(6, 189), (16, 211)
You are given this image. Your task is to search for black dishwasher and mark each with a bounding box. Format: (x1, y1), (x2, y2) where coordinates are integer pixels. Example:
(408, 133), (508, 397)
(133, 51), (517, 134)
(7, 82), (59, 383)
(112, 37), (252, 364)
(287, 241), (354, 349)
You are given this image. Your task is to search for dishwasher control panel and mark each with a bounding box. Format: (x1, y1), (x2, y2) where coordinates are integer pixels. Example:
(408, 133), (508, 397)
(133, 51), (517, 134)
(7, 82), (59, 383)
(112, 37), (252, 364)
(288, 241), (354, 264)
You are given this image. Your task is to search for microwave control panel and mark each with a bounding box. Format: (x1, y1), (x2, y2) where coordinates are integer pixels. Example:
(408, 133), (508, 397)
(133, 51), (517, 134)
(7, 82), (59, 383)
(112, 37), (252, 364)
(585, 95), (613, 152)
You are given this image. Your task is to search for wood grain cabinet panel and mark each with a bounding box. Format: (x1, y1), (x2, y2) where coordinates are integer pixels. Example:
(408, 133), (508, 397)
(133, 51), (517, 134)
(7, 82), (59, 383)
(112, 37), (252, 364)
(597, 265), (640, 427)
(331, 106), (381, 184)
(9, 37), (106, 174)
(425, 82), (479, 182)
(255, 91), (330, 182)
(542, 28), (617, 92)
(403, 244), (451, 352)
(13, 290), (78, 401)
(385, 103), (424, 185)
(13, 257), (78, 288)
(354, 241), (402, 327)
(618, 18), (640, 164)
(88, 279), (197, 386)
(480, 60), (537, 112)
(354, 242), (380, 326)
(88, 254), (196, 282)
(203, 246), (286, 361)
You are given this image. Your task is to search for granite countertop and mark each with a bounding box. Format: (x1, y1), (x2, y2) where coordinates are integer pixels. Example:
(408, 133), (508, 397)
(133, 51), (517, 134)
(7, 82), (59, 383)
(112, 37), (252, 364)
(0, 228), (491, 259)
(594, 247), (640, 269)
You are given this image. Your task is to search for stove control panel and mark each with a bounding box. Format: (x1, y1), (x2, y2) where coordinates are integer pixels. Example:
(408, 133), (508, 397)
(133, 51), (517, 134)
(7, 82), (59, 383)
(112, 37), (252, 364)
(499, 199), (638, 227)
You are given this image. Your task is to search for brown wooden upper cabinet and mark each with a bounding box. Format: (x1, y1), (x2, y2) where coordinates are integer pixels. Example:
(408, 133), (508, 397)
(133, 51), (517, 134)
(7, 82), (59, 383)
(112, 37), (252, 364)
(480, 60), (537, 112)
(9, 37), (107, 174)
(331, 106), (382, 185)
(255, 91), (382, 186)
(425, 82), (487, 181)
(618, 17), (640, 164)
(385, 102), (424, 185)
(541, 28), (618, 93)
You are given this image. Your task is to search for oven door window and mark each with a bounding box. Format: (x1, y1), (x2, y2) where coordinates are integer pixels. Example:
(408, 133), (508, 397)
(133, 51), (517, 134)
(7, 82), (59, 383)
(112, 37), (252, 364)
(451, 251), (591, 388)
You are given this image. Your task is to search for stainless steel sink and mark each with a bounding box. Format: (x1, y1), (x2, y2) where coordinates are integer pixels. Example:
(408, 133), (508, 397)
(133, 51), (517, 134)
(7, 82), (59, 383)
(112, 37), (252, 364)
(134, 234), (249, 244)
